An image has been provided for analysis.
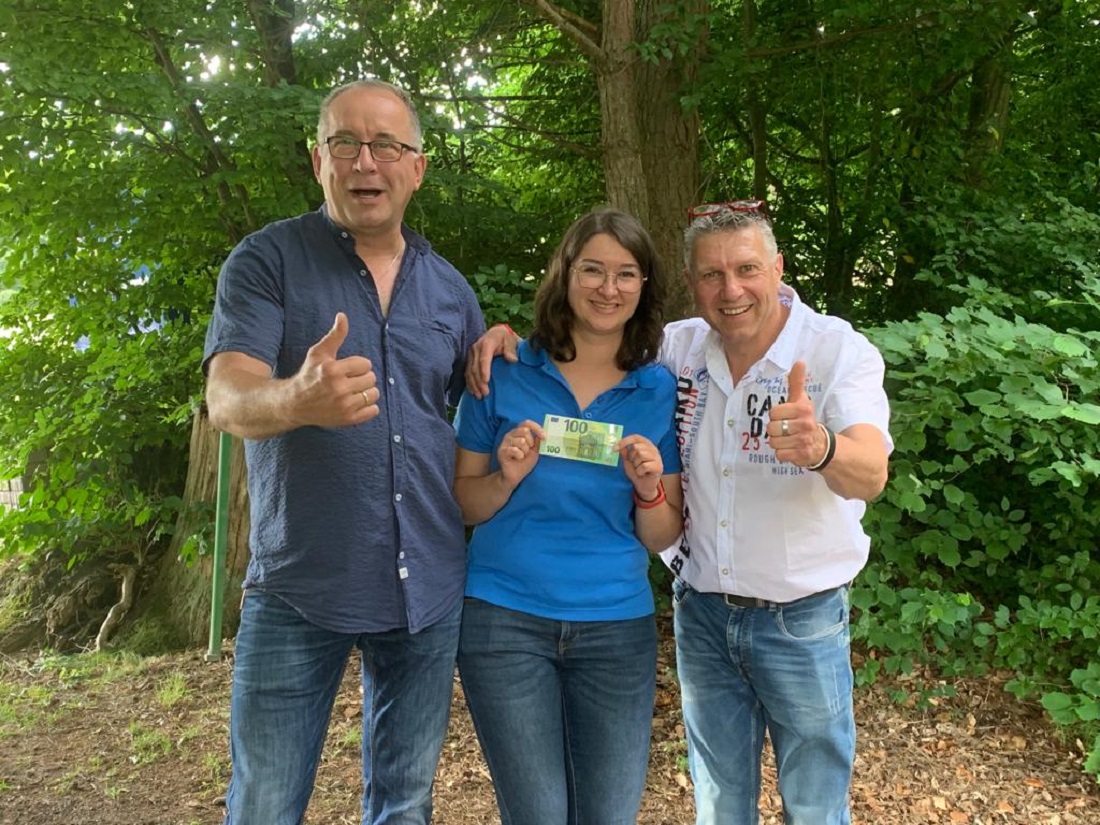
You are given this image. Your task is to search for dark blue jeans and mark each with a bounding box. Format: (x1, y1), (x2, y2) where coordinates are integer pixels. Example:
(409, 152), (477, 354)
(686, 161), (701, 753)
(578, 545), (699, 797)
(457, 598), (657, 825)
(223, 590), (460, 825)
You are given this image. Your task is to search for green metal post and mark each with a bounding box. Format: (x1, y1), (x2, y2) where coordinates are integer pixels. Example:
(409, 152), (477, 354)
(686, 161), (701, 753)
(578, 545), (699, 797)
(205, 430), (233, 662)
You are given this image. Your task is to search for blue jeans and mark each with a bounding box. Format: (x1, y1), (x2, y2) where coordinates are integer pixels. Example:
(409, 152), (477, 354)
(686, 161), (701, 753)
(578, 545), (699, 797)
(223, 590), (460, 825)
(457, 598), (657, 825)
(673, 580), (855, 825)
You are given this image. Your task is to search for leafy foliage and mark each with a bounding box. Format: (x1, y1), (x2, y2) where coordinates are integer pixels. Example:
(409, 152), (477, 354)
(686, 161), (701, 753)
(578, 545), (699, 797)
(853, 200), (1100, 777)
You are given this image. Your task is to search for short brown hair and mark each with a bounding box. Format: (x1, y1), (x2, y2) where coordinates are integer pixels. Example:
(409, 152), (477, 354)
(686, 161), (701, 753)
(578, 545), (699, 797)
(530, 208), (666, 371)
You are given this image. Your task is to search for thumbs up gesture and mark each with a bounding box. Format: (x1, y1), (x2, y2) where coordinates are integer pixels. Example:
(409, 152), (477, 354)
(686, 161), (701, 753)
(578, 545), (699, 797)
(290, 312), (380, 428)
(768, 361), (827, 467)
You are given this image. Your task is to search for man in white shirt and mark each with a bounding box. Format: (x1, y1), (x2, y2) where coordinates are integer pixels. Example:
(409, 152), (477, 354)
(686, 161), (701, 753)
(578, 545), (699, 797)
(464, 202), (891, 824)
(659, 202), (891, 824)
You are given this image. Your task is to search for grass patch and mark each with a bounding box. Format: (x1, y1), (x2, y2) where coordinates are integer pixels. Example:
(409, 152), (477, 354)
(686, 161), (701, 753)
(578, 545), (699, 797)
(104, 784), (125, 800)
(337, 724), (362, 750)
(201, 751), (229, 791)
(31, 649), (149, 688)
(156, 673), (188, 708)
(127, 721), (173, 765)
(0, 682), (55, 735)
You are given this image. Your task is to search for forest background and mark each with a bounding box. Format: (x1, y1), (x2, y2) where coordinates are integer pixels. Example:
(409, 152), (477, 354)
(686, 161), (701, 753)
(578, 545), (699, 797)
(0, 0), (1098, 783)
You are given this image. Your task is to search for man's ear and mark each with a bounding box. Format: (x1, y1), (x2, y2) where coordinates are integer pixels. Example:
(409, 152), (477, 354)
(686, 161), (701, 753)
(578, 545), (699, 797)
(412, 152), (427, 190)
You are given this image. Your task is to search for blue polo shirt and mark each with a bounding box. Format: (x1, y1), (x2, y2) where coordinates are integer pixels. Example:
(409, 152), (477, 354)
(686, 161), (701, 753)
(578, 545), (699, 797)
(454, 341), (680, 621)
(203, 206), (484, 634)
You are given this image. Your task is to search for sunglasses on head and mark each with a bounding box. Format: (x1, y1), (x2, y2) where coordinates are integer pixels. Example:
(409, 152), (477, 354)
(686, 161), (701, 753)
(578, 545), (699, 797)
(686, 200), (769, 223)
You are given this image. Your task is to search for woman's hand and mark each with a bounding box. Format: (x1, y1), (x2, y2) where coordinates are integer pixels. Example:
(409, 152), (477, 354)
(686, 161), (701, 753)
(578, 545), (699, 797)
(617, 434), (663, 502)
(497, 419), (545, 489)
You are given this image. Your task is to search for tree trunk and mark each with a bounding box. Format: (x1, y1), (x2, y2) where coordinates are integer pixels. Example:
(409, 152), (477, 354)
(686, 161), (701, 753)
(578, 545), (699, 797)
(636, 0), (705, 322)
(964, 52), (1011, 187)
(590, 0), (705, 321)
(131, 409), (251, 648)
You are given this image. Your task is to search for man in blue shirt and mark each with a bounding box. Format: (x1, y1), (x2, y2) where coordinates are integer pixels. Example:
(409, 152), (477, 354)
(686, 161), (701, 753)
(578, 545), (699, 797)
(203, 80), (484, 825)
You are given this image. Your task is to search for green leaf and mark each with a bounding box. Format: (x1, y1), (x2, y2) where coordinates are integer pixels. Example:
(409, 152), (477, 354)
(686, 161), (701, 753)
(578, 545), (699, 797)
(964, 389), (1001, 407)
(1040, 691), (1074, 711)
(1061, 403), (1100, 425)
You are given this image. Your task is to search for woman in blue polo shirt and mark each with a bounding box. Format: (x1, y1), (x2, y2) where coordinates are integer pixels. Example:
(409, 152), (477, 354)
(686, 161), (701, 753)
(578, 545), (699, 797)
(452, 207), (683, 825)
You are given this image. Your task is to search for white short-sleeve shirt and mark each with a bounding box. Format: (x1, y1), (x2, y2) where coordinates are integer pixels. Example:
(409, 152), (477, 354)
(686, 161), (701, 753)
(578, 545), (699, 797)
(659, 286), (893, 602)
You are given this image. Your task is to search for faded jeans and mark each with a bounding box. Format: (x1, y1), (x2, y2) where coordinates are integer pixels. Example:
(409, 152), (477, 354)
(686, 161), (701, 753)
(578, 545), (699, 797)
(673, 579), (855, 825)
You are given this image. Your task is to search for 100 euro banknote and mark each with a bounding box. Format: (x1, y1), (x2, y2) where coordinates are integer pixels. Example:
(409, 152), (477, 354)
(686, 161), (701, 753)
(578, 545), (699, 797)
(538, 414), (623, 467)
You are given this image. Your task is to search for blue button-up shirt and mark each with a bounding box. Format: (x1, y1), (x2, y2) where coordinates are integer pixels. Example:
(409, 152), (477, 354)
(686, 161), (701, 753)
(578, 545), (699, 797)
(203, 206), (484, 633)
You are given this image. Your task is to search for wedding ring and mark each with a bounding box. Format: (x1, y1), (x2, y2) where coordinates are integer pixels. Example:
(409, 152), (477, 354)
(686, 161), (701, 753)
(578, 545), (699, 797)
(362, 390), (371, 405)
(780, 419), (790, 436)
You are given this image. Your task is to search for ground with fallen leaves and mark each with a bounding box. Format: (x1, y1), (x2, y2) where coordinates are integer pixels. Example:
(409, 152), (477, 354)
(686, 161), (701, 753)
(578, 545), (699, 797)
(1, 619), (1097, 825)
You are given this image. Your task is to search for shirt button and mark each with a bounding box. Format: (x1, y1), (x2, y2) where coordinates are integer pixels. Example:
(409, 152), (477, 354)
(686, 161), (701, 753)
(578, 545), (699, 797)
(341, 232), (348, 239)
(398, 552), (406, 560)
(393, 435), (402, 443)
(387, 377), (395, 385)
(394, 493), (403, 502)
(727, 418), (735, 427)
(720, 519), (729, 528)
(723, 467), (730, 477)
(721, 567), (729, 575)
(359, 269), (367, 277)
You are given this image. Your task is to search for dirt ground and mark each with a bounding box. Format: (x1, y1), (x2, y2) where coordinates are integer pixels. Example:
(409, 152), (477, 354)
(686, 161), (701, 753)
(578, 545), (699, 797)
(1, 622), (1097, 825)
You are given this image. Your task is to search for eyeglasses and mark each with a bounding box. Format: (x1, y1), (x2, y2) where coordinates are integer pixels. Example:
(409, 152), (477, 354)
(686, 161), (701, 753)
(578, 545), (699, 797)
(687, 200), (769, 222)
(571, 263), (647, 293)
(324, 136), (420, 162)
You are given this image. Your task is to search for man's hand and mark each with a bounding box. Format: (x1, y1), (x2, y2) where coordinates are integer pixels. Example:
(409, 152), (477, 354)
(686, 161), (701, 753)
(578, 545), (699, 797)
(290, 312), (380, 428)
(465, 324), (521, 399)
(767, 361), (827, 467)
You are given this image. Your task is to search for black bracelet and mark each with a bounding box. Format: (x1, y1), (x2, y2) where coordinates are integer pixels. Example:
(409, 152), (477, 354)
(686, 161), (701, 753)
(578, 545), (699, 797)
(806, 424), (836, 472)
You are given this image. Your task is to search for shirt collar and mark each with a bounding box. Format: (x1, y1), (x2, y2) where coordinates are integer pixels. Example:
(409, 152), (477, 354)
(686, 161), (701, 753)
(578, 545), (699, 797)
(317, 204), (430, 255)
(763, 283), (804, 373)
(517, 339), (659, 389)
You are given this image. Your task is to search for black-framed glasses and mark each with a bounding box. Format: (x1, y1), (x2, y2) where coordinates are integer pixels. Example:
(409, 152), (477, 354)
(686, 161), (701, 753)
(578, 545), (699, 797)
(570, 263), (647, 294)
(687, 200), (769, 222)
(324, 136), (420, 162)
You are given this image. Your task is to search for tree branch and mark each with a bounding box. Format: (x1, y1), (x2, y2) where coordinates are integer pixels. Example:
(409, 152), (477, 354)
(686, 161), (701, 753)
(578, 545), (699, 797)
(143, 25), (259, 241)
(526, 0), (603, 63)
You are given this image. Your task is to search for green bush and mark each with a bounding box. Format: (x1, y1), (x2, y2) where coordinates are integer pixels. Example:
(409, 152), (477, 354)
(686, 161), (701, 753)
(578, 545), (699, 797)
(856, 268), (1100, 779)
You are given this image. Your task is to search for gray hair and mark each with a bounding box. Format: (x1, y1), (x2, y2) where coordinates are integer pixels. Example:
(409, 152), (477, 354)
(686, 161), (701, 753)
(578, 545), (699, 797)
(315, 80), (423, 148)
(683, 211), (778, 271)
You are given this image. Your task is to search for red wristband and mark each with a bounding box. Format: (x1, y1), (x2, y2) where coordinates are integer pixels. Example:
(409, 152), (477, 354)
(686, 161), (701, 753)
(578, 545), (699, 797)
(634, 479), (666, 509)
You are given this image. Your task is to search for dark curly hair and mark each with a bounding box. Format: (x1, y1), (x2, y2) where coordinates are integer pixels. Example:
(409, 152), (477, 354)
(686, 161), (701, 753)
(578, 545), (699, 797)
(529, 207), (666, 371)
